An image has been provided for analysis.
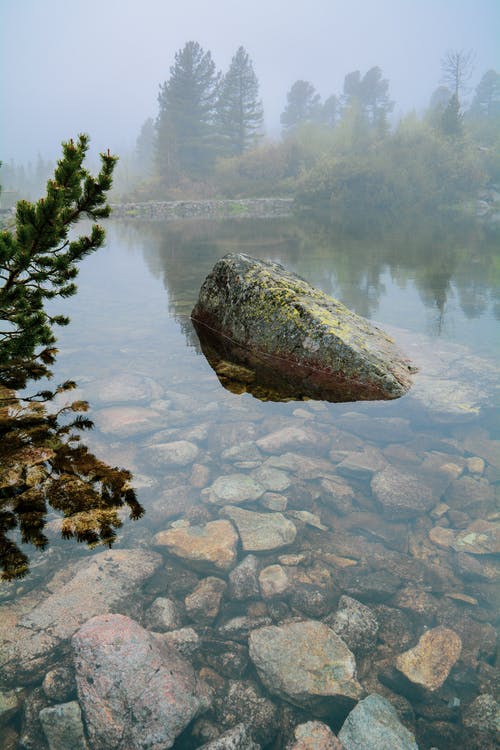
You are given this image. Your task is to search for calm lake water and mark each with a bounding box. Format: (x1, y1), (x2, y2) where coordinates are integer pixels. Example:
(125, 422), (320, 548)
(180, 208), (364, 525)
(2, 216), (499, 749)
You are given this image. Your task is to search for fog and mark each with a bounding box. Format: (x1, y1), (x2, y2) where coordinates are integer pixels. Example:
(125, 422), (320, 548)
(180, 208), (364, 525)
(1, 0), (498, 163)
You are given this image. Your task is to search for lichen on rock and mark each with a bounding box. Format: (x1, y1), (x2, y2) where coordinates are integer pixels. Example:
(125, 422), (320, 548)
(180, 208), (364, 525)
(191, 253), (415, 402)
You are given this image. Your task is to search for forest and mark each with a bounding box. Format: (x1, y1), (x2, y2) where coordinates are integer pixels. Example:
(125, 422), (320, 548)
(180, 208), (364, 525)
(2, 43), (499, 229)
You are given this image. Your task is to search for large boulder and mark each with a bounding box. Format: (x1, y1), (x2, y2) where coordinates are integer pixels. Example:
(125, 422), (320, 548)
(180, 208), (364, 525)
(248, 620), (363, 717)
(338, 693), (418, 750)
(191, 253), (415, 402)
(0, 549), (163, 686)
(72, 614), (209, 750)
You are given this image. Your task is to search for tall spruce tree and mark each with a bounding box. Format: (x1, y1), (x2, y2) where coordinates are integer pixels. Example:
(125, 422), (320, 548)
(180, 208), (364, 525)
(280, 80), (321, 133)
(216, 46), (264, 157)
(156, 41), (219, 179)
(0, 134), (117, 365)
(441, 93), (463, 138)
(469, 69), (500, 119)
(342, 67), (393, 132)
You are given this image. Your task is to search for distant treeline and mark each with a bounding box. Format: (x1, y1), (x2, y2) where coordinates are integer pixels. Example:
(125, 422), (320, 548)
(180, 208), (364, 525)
(2, 43), (499, 226)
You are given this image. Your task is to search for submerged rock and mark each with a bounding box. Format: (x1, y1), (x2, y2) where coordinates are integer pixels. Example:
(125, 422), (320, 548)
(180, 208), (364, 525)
(153, 520), (238, 573)
(197, 723), (260, 750)
(371, 466), (435, 519)
(325, 595), (379, 655)
(191, 253), (415, 402)
(395, 626), (462, 691)
(248, 620), (363, 716)
(338, 693), (419, 750)
(221, 505), (297, 552)
(72, 614), (208, 750)
(39, 701), (88, 750)
(0, 550), (162, 685)
(288, 721), (346, 749)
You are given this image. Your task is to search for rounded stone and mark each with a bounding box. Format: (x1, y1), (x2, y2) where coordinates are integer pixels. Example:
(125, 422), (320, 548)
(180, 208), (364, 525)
(248, 620), (363, 713)
(259, 565), (290, 599)
(72, 614), (207, 750)
(203, 473), (265, 504)
(395, 626), (462, 691)
(338, 693), (418, 750)
(147, 440), (199, 467)
(153, 520), (239, 573)
(290, 721), (346, 750)
(325, 595), (379, 655)
(146, 597), (182, 632)
(371, 465), (435, 519)
(221, 505), (297, 552)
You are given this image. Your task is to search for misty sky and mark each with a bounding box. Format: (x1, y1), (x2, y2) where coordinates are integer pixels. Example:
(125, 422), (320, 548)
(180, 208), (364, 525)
(1, 0), (499, 163)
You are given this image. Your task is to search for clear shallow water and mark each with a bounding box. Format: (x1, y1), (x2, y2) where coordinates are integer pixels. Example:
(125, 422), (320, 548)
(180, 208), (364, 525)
(1, 216), (499, 748)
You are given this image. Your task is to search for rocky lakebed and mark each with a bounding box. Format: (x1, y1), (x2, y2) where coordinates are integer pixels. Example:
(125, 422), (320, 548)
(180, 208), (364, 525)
(0, 334), (499, 750)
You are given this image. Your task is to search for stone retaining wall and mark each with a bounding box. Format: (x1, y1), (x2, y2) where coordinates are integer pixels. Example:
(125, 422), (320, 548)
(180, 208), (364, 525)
(110, 198), (294, 221)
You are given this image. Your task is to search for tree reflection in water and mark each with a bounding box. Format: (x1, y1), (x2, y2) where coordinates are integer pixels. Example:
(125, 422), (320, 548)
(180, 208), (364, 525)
(0, 354), (143, 581)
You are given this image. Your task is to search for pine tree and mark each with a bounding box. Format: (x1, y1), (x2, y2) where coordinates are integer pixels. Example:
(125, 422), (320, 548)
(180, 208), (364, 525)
(441, 93), (463, 138)
(342, 67), (393, 132)
(469, 69), (500, 119)
(0, 134), (117, 365)
(156, 41), (219, 178)
(280, 80), (321, 133)
(216, 46), (264, 157)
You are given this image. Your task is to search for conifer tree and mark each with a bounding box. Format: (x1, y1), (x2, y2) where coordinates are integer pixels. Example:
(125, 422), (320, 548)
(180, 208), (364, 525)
(0, 134), (117, 365)
(441, 93), (463, 138)
(281, 80), (321, 133)
(216, 46), (264, 157)
(156, 41), (219, 178)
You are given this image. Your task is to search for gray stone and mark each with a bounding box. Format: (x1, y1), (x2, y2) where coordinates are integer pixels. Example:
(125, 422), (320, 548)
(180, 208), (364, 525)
(147, 440), (199, 467)
(319, 476), (355, 515)
(452, 519), (500, 555)
(336, 447), (387, 480)
(288, 510), (328, 530)
(259, 492), (288, 511)
(222, 442), (263, 463)
(251, 465), (291, 491)
(258, 564), (291, 599)
(0, 549), (162, 686)
(338, 693), (418, 750)
(256, 426), (323, 454)
(265, 453), (335, 478)
(325, 595), (379, 655)
(444, 476), (495, 515)
(42, 667), (75, 702)
(19, 687), (50, 750)
(217, 616), (273, 641)
(0, 688), (19, 726)
(288, 721), (346, 749)
(159, 627), (201, 658)
(90, 372), (163, 404)
(229, 555), (260, 601)
(462, 694), (500, 735)
(93, 405), (163, 437)
(192, 254), (414, 401)
(335, 413), (413, 444)
(197, 723), (260, 750)
(146, 597), (182, 632)
(72, 614), (208, 750)
(185, 577), (227, 624)
(248, 620), (363, 715)
(202, 473), (265, 505)
(371, 465), (435, 519)
(221, 505), (297, 552)
(213, 679), (280, 746)
(39, 701), (88, 750)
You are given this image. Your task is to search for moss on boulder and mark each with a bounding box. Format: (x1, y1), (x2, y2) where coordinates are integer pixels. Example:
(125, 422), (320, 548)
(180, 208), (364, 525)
(191, 253), (415, 401)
